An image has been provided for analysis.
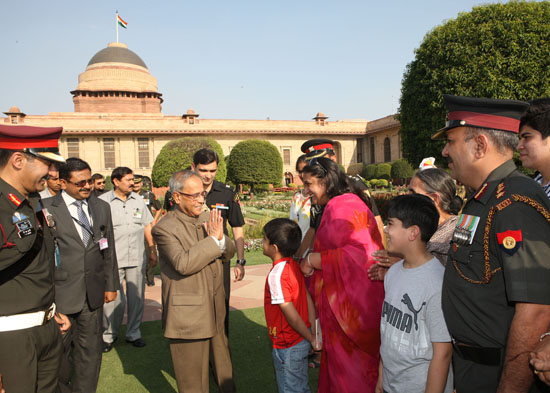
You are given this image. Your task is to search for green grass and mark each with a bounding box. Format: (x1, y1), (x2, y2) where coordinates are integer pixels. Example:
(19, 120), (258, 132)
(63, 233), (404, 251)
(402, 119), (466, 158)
(98, 307), (319, 392)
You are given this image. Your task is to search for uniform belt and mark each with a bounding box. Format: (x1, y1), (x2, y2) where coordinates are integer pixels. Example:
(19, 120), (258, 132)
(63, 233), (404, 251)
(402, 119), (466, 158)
(452, 339), (501, 366)
(0, 303), (56, 332)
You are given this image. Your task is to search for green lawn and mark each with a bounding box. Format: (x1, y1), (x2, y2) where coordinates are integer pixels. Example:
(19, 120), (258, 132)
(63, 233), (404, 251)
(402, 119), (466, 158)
(98, 307), (319, 392)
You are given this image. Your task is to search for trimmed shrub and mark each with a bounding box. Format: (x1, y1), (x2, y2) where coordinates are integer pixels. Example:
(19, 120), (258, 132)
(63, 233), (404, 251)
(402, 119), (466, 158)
(227, 140), (283, 190)
(347, 163), (364, 176)
(391, 159), (415, 180)
(151, 137), (226, 187)
(375, 163), (392, 180)
(363, 164), (377, 180)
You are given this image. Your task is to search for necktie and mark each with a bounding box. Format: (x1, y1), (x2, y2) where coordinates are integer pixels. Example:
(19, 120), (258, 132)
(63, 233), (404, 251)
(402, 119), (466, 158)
(74, 200), (92, 246)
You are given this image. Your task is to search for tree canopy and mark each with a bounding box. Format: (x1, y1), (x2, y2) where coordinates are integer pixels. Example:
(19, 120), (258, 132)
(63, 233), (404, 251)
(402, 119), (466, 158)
(151, 137), (226, 187)
(227, 140), (283, 189)
(399, 1), (550, 166)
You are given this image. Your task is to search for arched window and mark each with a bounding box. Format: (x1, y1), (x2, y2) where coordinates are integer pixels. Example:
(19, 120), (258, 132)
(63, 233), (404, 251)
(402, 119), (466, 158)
(384, 137), (391, 162)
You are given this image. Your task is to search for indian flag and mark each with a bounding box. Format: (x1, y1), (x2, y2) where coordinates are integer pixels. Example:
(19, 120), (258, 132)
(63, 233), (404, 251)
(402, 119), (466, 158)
(117, 14), (128, 29)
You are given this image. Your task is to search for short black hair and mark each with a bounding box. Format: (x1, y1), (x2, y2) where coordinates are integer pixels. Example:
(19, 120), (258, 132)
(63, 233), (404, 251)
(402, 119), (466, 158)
(111, 166), (133, 182)
(387, 194), (439, 243)
(0, 149), (16, 168)
(520, 98), (550, 139)
(295, 154), (307, 172)
(193, 148), (219, 166)
(92, 173), (104, 181)
(263, 218), (302, 258)
(58, 158), (91, 180)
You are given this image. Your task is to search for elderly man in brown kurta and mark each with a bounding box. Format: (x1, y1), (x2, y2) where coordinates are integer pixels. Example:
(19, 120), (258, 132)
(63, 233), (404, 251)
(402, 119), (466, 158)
(152, 170), (236, 393)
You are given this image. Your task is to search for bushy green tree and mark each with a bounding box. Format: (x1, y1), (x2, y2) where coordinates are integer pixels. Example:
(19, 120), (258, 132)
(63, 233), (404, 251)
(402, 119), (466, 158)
(363, 164), (377, 180)
(390, 159), (415, 179)
(227, 140), (283, 190)
(376, 163), (392, 180)
(399, 2), (550, 166)
(151, 137), (226, 187)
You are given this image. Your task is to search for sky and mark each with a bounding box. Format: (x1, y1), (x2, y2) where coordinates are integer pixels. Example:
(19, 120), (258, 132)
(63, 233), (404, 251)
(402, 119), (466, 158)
(0, 0), (515, 121)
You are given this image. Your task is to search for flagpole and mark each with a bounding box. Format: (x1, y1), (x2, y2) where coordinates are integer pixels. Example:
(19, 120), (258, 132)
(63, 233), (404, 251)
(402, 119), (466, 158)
(116, 11), (119, 43)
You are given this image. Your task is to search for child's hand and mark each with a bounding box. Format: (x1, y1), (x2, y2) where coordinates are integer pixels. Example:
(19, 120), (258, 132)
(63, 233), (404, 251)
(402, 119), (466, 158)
(311, 338), (322, 352)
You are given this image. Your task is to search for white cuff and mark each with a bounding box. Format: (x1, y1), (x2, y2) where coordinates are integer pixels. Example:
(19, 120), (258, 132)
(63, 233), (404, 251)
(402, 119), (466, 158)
(211, 235), (226, 252)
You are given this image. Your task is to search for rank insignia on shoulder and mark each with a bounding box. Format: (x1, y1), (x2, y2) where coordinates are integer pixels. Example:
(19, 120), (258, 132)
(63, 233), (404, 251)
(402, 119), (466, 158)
(497, 230), (522, 255)
(496, 182), (506, 199)
(233, 193), (240, 202)
(8, 193), (22, 207)
(474, 183), (489, 200)
(496, 198), (512, 211)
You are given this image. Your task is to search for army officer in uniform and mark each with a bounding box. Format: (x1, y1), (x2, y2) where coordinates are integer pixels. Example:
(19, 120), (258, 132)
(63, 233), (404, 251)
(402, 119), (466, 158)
(433, 95), (550, 392)
(0, 124), (70, 393)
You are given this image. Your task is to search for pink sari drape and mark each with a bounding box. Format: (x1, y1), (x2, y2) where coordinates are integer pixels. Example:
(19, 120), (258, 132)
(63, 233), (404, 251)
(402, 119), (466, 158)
(310, 193), (384, 393)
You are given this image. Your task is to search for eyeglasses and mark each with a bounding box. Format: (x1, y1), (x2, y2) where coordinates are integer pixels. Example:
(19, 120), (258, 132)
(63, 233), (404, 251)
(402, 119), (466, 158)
(174, 190), (207, 201)
(95, 181), (105, 185)
(307, 157), (327, 176)
(67, 178), (94, 188)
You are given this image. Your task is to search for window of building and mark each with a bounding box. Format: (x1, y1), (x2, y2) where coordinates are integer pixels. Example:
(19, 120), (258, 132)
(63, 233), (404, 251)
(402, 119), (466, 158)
(10, 115), (17, 124)
(384, 137), (391, 162)
(137, 137), (150, 168)
(356, 138), (364, 163)
(282, 148), (291, 166)
(103, 138), (116, 169)
(369, 137), (375, 164)
(67, 138), (80, 158)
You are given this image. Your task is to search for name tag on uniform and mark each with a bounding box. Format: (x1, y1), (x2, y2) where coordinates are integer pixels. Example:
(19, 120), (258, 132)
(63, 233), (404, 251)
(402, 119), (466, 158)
(99, 237), (108, 250)
(15, 219), (35, 238)
(133, 208), (143, 219)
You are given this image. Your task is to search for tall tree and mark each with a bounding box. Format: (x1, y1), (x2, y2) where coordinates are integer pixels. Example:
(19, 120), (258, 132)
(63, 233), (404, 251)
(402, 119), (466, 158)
(399, 2), (550, 166)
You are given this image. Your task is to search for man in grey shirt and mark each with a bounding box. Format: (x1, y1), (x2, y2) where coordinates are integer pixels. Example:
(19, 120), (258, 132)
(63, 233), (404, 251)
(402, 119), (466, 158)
(100, 167), (155, 351)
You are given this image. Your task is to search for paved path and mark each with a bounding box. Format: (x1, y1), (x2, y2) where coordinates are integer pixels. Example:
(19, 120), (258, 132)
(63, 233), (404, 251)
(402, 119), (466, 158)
(141, 264), (271, 322)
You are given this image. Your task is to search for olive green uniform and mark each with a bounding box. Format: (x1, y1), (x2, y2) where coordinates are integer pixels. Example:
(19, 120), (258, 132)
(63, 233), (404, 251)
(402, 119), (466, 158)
(442, 160), (550, 392)
(0, 178), (63, 393)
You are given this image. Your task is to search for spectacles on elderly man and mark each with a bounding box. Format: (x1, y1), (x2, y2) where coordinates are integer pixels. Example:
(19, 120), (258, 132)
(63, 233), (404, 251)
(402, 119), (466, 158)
(174, 190), (207, 201)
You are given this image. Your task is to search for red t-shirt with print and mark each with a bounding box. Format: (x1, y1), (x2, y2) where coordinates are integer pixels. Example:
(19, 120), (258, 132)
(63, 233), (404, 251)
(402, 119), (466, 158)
(264, 257), (311, 349)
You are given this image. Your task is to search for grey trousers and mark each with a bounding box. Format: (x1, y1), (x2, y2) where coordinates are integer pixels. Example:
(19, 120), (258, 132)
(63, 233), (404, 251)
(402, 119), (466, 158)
(58, 301), (103, 393)
(103, 265), (145, 343)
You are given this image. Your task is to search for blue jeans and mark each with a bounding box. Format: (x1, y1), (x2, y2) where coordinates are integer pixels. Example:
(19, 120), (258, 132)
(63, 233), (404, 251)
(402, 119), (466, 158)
(272, 338), (311, 393)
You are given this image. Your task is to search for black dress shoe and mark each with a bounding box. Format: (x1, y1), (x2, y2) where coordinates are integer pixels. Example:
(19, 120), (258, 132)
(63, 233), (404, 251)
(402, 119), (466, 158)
(146, 280), (155, 287)
(103, 338), (117, 353)
(126, 337), (146, 348)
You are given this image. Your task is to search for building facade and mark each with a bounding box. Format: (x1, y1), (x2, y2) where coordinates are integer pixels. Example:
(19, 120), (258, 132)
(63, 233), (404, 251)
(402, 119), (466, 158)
(2, 42), (402, 183)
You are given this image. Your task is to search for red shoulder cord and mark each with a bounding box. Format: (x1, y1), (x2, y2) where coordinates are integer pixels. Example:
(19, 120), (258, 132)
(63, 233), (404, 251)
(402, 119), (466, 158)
(1, 223), (16, 249)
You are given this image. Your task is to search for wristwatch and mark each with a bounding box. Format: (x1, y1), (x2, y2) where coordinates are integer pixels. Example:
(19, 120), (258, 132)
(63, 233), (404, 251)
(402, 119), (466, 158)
(236, 259), (246, 266)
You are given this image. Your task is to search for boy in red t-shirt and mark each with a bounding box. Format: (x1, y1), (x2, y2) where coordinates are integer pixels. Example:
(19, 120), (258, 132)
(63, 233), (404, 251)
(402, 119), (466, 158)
(263, 218), (320, 393)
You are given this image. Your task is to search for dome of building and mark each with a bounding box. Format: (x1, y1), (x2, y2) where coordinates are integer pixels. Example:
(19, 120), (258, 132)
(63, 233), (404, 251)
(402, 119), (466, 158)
(87, 44), (148, 69)
(71, 42), (162, 113)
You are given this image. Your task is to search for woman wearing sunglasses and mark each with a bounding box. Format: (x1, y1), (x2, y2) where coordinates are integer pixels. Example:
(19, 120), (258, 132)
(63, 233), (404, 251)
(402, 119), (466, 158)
(299, 157), (384, 393)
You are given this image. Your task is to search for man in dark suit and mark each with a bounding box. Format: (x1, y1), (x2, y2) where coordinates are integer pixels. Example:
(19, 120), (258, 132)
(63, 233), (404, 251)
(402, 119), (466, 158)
(42, 158), (119, 393)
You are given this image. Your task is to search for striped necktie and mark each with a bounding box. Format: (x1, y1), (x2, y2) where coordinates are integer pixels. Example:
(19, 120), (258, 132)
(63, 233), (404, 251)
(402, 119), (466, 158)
(74, 200), (92, 246)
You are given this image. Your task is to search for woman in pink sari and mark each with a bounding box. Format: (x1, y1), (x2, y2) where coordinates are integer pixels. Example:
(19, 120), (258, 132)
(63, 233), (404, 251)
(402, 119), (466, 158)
(300, 157), (385, 393)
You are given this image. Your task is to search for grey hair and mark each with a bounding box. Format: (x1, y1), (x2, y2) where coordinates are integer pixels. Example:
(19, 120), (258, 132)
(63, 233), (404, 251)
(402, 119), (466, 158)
(465, 127), (518, 153)
(413, 168), (463, 215)
(169, 170), (200, 192)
